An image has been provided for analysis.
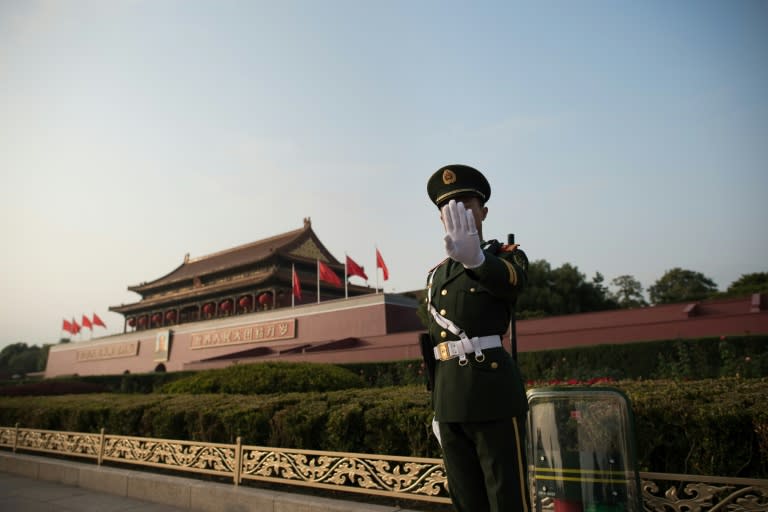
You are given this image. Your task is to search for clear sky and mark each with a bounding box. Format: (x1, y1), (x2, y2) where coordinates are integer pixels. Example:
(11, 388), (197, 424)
(1, 0), (766, 350)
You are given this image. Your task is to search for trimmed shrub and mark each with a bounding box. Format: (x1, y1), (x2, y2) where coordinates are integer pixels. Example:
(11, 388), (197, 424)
(516, 335), (768, 382)
(0, 380), (107, 396)
(2, 379), (766, 477)
(621, 378), (768, 477)
(159, 362), (365, 394)
(0, 372), (195, 396)
(341, 336), (768, 389)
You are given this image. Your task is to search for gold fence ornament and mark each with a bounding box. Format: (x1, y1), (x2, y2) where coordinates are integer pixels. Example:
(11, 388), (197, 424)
(2, 425), (767, 510)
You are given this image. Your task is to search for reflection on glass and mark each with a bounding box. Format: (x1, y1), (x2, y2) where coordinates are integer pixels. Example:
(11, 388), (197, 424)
(528, 389), (642, 512)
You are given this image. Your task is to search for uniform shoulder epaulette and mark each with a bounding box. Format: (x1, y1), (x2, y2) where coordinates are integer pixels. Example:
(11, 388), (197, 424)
(503, 245), (529, 271)
(500, 243), (520, 253)
(427, 257), (449, 274)
(483, 239), (502, 254)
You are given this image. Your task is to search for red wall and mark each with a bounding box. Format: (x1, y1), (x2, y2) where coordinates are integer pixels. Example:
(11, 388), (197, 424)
(45, 294), (767, 377)
(516, 294), (768, 352)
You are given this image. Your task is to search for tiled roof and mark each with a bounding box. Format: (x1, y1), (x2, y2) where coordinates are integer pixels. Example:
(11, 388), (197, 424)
(128, 219), (334, 293)
(110, 268), (277, 313)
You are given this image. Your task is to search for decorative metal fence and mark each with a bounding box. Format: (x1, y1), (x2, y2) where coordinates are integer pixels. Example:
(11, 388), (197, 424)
(1, 425), (766, 511)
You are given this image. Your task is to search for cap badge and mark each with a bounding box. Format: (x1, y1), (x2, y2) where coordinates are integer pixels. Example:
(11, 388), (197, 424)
(442, 169), (457, 185)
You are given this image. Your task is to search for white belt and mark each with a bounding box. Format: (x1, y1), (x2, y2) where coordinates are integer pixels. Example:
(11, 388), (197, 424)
(433, 335), (502, 364)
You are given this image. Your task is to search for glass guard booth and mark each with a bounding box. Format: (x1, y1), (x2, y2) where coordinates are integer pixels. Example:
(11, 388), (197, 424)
(527, 388), (643, 512)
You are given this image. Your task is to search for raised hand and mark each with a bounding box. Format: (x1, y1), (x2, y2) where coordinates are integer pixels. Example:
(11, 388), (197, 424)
(441, 199), (485, 268)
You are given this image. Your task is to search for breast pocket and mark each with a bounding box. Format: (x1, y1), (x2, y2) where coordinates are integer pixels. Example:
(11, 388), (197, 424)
(456, 287), (508, 332)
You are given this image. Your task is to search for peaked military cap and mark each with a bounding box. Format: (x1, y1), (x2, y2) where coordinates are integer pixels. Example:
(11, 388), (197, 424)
(427, 164), (491, 207)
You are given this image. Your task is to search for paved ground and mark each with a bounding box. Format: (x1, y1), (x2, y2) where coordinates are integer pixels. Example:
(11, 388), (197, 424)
(0, 471), (187, 512)
(0, 451), (437, 512)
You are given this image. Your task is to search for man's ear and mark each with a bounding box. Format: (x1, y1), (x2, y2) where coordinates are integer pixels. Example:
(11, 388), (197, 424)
(481, 206), (488, 221)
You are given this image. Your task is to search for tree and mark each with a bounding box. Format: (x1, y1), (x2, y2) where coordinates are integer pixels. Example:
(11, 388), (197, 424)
(610, 275), (648, 308)
(7, 348), (44, 374)
(581, 271), (619, 312)
(0, 342), (50, 376)
(725, 272), (768, 296)
(648, 268), (718, 305)
(0, 343), (29, 369)
(517, 260), (617, 316)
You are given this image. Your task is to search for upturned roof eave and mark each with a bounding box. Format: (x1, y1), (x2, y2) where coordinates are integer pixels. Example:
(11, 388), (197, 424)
(128, 224), (311, 293)
(111, 268), (281, 313)
(111, 266), (374, 314)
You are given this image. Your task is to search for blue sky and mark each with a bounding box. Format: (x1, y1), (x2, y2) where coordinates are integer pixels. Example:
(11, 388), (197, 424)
(1, 0), (766, 349)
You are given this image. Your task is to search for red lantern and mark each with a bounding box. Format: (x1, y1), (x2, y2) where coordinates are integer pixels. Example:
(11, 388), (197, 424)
(238, 296), (252, 309)
(258, 292), (271, 306)
(202, 303), (214, 315)
(165, 310), (176, 322)
(138, 316), (147, 326)
(151, 313), (162, 324)
(219, 299), (232, 312)
(127, 317), (136, 327)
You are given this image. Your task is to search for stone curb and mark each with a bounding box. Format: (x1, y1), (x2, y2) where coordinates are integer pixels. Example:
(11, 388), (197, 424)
(0, 452), (424, 512)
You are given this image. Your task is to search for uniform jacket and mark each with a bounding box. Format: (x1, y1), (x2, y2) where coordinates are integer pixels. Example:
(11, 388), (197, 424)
(427, 241), (529, 423)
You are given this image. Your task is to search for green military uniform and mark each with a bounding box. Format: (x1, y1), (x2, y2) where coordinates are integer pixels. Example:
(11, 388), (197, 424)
(426, 165), (531, 512)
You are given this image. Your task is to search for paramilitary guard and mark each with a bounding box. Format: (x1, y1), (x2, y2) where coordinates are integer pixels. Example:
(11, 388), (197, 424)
(422, 164), (531, 512)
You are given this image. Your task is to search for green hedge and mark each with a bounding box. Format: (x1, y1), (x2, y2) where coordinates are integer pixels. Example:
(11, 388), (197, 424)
(7, 335), (761, 396)
(516, 335), (768, 382)
(159, 362), (365, 394)
(341, 335), (768, 387)
(622, 378), (768, 477)
(0, 386), (438, 457)
(1, 378), (766, 477)
(0, 372), (194, 396)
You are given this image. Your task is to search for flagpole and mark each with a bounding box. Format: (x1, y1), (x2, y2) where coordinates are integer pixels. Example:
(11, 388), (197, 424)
(375, 247), (380, 294)
(344, 253), (348, 299)
(316, 260), (320, 304)
(292, 264), (295, 308)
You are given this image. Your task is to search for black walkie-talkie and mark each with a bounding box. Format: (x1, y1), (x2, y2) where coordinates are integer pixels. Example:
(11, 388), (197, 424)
(508, 233), (518, 362)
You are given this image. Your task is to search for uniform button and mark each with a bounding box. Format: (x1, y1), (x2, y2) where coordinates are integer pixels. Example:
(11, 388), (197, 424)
(441, 289), (448, 296)
(470, 287), (476, 292)
(491, 362), (499, 369)
(439, 309), (446, 316)
(440, 331), (447, 339)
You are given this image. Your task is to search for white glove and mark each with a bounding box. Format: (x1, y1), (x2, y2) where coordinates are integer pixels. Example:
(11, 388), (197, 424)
(441, 199), (485, 269)
(432, 416), (442, 446)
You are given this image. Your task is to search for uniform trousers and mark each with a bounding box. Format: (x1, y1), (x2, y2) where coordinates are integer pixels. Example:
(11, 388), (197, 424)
(440, 415), (530, 512)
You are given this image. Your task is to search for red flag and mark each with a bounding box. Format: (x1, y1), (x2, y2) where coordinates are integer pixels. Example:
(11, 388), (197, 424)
(345, 255), (368, 280)
(318, 260), (342, 287)
(376, 248), (389, 281)
(62, 319), (73, 334)
(72, 318), (81, 335)
(82, 315), (93, 330)
(92, 313), (106, 328)
(292, 267), (302, 301)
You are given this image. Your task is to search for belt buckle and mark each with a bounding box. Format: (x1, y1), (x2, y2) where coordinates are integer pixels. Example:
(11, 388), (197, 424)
(438, 343), (450, 361)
